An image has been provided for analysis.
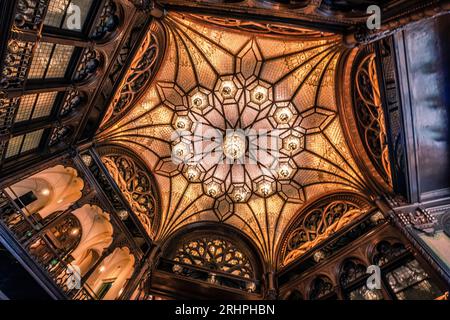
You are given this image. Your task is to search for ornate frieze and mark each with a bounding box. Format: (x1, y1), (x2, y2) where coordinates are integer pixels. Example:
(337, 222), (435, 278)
(187, 14), (337, 39)
(172, 237), (254, 279)
(101, 154), (157, 237)
(353, 51), (392, 185)
(73, 48), (101, 82)
(14, 0), (49, 31)
(100, 21), (165, 128)
(1, 40), (34, 90)
(49, 125), (73, 147)
(398, 208), (438, 235)
(60, 90), (84, 117)
(280, 195), (372, 266)
(90, 0), (120, 40)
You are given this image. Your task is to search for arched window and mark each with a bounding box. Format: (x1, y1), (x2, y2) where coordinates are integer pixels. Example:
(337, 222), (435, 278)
(372, 240), (407, 267)
(309, 275), (336, 300)
(161, 229), (261, 294)
(339, 259), (383, 300)
(173, 237), (254, 279)
(372, 241), (444, 300)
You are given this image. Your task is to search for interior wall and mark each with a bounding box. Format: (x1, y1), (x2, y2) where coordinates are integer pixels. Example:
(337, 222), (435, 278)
(396, 15), (450, 201)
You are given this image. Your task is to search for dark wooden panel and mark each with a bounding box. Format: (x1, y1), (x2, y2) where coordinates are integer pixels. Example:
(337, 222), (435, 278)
(402, 15), (450, 199)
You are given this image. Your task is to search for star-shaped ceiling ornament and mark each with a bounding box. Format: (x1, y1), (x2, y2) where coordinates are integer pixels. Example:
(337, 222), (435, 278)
(99, 14), (369, 265)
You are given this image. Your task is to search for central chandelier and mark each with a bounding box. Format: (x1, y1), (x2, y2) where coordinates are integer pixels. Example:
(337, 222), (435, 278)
(223, 132), (246, 160)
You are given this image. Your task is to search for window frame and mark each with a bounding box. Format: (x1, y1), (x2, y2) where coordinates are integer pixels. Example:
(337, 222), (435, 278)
(42, 0), (101, 37)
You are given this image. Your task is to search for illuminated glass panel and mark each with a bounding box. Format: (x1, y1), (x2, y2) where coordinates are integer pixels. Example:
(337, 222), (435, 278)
(44, 0), (94, 31)
(28, 43), (54, 79)
(15, 92), (57, 122)
(29, 43), (74, 79)
(385, 259), (442, 300)
(44, 0), (70, 28)
(15, 94), (37, 122)
(21, 130), (44, 153)
(5, 129), (44, 159)
(46, 45), (75, 78)
(33, 92), (58, 119)
(348, 285), (383, 300)
(5, 135), (23, 158)
(172, 237), (254, 279)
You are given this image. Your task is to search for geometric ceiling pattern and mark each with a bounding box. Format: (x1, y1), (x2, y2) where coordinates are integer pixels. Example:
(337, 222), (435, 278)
(98, 14), (370, 266)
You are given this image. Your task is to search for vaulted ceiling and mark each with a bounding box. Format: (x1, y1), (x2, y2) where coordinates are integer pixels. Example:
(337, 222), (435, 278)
(97, 14), (373, 266)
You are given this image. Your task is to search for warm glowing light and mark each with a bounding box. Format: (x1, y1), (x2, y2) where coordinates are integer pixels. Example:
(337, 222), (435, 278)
(278, 108), (292, 123)
(232, 187), (248, 202)
(222, 86), (232, 96)
(251, 86), (268, 104)
(206, 182), (221, 197)
(275, 108), (293, 124)
(142, 102), (152, 111)
(173, 142), (189, 160)
(191, 93), (207, 110)
(258, 181), (272, 197)
(118, 210), (129, 220)
(278, 163), (292, 179)
(285, 136), (300, 151)
(57, 199), (64, 204)
(175, 116), (190, 130)
(254, 91), (265, 102)
(193, 97), (202, 106)
(223, 132), (246, 160)
(70, 228), (80, 236)
(81, 154), (92, 166)
(40, 188), (50, 196)
(220, 81), (235, 98)
(185, 166), (200, 182)
(99, 266), (106, 273)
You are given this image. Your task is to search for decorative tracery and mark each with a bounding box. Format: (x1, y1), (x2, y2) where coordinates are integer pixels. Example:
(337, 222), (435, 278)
(97, 13), (371, 265)
(281, 197), (371, 266)
(353, 52), (392, 185)
(372, 240), (407, 267)
(172, 237), (254, 279)
(101, 21), (166, 127)
(187, 14), (338, 39)
(309, 275), (334, 300)
(101, 154), (157, 237)
(339, 258), (366, 287)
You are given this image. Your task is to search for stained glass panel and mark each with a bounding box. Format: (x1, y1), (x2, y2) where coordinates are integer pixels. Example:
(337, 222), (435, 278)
(348, 285), (383, 300)
(172, 237), (254, 279)
(15, 94), (38, 122)
(44, 0), (93, 31)
(29, 43), (74, 79)
(21, 130), (44, 153)
(15, 92), (57, 122)
(386, 259), (442, 300)
(4, 129), (44, 159)
(5, 135), (23, 158)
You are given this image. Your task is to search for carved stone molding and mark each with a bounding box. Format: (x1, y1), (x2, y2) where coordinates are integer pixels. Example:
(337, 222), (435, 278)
(14, 0), (49, 32)
(398, 208), (438, 235)
(186, 14), (339, 39)
(100, 20), (166, 128)
(353, 51), (392, 185)
(279, 193), (373, 267)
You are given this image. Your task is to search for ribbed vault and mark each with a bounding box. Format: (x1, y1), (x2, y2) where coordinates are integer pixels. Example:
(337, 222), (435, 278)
(97, 14), (372, 266)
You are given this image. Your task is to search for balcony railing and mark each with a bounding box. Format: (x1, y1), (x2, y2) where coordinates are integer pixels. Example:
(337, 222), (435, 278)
(158, 258), (261, 294)
(0, 190), (98, 299)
